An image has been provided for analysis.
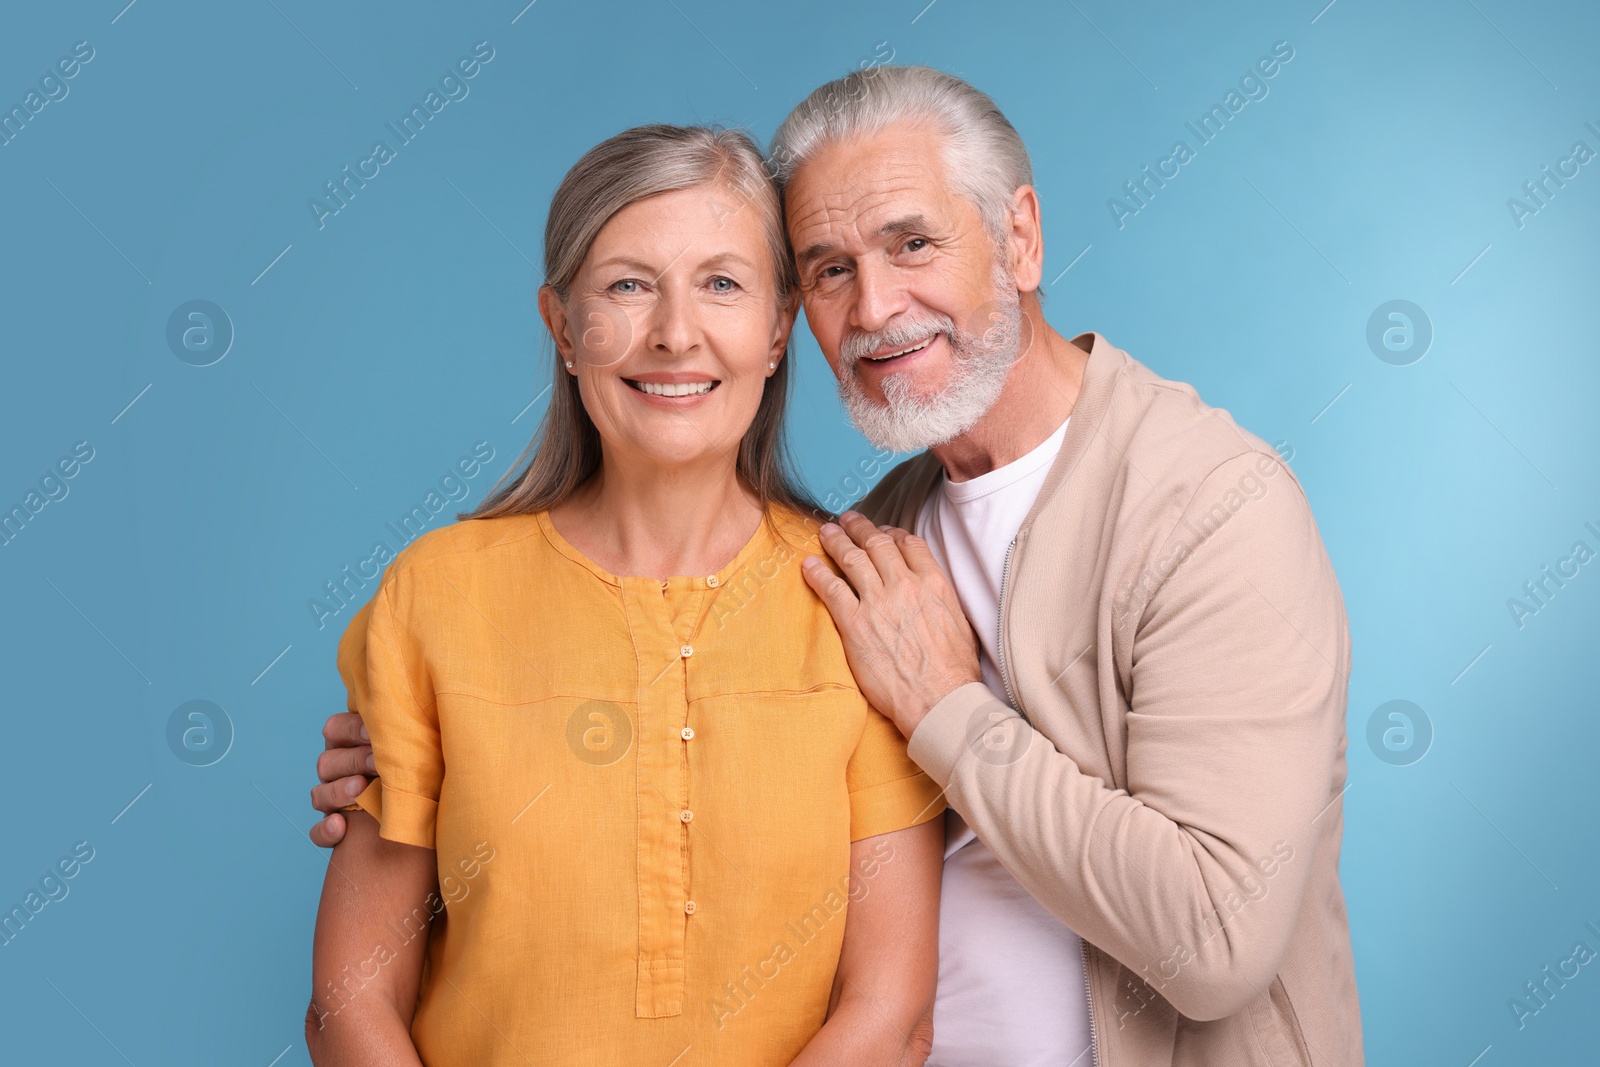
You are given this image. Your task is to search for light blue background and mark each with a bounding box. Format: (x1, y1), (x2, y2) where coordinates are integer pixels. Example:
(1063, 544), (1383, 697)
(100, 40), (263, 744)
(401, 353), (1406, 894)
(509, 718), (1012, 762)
(2, 0), (1596, 1063)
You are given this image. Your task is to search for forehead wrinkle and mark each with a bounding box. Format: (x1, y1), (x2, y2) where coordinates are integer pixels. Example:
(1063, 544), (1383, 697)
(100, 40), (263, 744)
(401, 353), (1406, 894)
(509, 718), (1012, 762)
(791, 179), (943, 261)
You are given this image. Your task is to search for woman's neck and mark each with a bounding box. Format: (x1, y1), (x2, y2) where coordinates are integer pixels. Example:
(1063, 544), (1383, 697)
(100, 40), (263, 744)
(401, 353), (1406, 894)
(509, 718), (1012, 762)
(549, 453), (765, 580)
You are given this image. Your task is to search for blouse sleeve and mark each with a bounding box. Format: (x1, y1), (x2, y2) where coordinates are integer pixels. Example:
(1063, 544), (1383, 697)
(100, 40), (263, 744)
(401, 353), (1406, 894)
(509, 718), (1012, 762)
(334, 566), (441, 849)
(844, 704), (947, 842)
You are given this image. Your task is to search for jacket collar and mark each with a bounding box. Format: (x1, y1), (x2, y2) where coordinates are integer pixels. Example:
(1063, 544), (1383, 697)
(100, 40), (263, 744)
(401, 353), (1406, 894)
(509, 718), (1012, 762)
(880, 330), (1127, 533)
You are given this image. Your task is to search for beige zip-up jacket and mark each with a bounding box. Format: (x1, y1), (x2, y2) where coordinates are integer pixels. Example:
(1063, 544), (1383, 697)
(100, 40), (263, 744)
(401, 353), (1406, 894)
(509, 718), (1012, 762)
(859, 331), (1362, 1066)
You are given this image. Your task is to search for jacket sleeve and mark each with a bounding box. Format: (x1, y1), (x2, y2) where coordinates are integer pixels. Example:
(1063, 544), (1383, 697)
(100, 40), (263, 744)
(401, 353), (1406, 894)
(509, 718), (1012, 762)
(906, 450), (1349, 1022)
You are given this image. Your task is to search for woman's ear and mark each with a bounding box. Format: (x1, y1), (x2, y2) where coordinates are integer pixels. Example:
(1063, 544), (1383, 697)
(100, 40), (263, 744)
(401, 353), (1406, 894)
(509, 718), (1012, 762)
(769, 290), (801, 369)
(537, 285), (575, 368)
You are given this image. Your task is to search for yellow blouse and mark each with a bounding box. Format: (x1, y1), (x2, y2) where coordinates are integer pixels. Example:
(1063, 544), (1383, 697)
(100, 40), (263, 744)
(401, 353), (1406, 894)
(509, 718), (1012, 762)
(335, 506), (944, 1066)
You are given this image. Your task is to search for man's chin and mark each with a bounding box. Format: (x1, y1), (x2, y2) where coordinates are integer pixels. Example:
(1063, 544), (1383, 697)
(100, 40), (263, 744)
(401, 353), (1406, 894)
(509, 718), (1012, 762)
(842, 394), (964, 454)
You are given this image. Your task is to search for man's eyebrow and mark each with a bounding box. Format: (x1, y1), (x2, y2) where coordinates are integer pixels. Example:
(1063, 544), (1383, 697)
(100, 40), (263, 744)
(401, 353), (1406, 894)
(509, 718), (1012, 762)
(794, 240), (837, 272)
(876, 213), (933, 238)
(794, 214), (935, 272)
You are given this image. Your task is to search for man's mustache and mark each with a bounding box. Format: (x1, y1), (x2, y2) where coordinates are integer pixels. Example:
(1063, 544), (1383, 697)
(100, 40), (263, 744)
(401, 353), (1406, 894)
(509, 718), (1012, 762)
(840, 316), (955, 367)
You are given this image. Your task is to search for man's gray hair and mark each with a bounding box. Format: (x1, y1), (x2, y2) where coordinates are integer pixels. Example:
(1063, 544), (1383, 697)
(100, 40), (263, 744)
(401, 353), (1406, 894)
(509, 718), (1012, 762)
(768, 65), (1034, 238)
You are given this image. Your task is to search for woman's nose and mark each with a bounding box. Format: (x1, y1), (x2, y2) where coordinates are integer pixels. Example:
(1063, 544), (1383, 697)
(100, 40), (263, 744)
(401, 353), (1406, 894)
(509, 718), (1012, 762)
(647, 286), (704, 357)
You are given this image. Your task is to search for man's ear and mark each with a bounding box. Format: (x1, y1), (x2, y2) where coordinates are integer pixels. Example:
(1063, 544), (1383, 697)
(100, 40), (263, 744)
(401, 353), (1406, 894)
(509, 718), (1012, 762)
(537, 285), (575, 367)
(1006, 184), (1045, 294)
(769, 289), (801, 368)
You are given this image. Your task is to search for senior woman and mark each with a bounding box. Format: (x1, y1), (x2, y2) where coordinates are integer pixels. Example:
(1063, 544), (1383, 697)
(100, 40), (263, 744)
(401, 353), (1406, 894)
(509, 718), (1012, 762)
(305, 125), (946, 1066)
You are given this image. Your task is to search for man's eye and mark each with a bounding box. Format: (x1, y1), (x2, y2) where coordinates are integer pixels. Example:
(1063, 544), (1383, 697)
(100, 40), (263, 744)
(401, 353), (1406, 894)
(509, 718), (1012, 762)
(903, 238), (929, 253)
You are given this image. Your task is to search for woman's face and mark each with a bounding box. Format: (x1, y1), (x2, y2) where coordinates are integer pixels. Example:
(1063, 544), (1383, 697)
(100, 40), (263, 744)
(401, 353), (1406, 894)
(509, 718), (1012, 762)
(542, 183), (795, 478)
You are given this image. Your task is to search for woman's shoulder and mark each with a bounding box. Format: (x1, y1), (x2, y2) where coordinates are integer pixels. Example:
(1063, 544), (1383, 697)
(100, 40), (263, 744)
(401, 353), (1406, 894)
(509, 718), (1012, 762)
(382, 512), (548, 585)
(763, 502), (827, 556)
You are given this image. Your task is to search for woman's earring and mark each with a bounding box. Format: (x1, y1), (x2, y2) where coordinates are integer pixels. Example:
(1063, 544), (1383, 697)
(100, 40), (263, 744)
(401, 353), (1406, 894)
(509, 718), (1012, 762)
(768, 361), (776, 371)
(566, 361), (574, 370)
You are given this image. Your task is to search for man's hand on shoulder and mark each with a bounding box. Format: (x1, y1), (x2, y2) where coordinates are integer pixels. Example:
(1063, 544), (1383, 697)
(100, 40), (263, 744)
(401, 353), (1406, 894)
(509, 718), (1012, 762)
(803, 511), (982, 738)
(308, 711), (375, 847)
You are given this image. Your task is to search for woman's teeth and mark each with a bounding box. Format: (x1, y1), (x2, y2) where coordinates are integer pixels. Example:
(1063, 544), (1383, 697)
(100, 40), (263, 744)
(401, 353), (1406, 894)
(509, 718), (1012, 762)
(630, 380), (717, 397)
(866, 336), (935, 362)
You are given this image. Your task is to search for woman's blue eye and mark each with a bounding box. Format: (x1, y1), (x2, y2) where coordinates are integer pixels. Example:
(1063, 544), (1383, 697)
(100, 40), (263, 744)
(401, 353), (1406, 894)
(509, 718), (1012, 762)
(711, 277), (735, 292)
(613, 279), (639, 294)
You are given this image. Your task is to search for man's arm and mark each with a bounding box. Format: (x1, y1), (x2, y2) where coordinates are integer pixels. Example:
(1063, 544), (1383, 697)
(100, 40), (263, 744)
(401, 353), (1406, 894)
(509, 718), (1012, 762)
(311, 597), (380, 849)
(806, 453), (1348, 1022)
(791, 818), (942, 1067)
(306, 809), (433, 1064)
(310, 712), (374, 847)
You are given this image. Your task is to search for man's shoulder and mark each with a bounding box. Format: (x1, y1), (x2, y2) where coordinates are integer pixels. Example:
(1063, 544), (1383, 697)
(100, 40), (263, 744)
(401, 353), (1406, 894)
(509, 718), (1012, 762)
(857, 452), (942, 528)
(1106, 344), (1292, 496)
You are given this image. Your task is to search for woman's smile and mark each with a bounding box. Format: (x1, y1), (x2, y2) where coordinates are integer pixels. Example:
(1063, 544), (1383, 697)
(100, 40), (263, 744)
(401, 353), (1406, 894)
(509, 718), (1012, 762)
(621, 370), (722, 405)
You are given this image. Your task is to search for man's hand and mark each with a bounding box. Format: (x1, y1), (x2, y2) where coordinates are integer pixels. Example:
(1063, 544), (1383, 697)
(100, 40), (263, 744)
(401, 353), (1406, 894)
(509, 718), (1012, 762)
(803, 511), (982, 737)
(308, 711), (375, 847)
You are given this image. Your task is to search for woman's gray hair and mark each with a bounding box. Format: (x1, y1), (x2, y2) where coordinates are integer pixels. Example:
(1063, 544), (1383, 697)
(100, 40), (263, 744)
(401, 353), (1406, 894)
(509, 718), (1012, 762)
(467, 124), (819, 523)
(768, 65), (1034, 239)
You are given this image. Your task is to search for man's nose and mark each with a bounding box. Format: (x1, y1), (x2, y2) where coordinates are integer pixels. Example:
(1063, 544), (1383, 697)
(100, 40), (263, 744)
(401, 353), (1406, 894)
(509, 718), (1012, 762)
(851, 261), (910, 335)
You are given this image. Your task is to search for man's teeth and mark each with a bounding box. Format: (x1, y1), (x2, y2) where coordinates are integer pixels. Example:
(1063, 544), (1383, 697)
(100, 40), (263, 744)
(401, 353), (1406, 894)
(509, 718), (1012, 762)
(633, 380), (716, 397)
(867, 336), (934, 362)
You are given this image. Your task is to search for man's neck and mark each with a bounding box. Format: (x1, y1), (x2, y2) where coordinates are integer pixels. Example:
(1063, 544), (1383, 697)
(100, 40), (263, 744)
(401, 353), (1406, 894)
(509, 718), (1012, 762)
(930, 296), (1089, 483)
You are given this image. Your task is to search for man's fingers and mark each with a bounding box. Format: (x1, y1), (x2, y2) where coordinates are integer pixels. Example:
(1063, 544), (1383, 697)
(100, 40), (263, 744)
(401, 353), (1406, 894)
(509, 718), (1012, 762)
(835, 511), (909, 585)
(881, 525), (944, 578)
(803, 556), (862, 624)
(310, 775), (370, 815)
(317, 745), (375, 783)
(309, 812), (346, 848)
(818, 520), (884, 595)
(322, 711), (369, 748)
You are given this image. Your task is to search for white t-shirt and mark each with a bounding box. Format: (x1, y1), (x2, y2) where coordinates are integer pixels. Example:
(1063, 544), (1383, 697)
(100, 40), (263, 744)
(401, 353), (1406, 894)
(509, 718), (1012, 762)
(915, 417), (1094, 1067)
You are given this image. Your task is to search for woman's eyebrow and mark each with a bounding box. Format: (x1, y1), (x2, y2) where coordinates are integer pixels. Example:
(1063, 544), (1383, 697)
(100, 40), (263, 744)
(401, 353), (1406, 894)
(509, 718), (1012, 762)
(587, 255), (660, 275)
(588, 251), (757, 277)
(697, 251), (757, 271)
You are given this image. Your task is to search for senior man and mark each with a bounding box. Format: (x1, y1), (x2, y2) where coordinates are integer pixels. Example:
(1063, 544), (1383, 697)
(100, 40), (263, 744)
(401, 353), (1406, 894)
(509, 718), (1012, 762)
(309, 66), (1361, 1066)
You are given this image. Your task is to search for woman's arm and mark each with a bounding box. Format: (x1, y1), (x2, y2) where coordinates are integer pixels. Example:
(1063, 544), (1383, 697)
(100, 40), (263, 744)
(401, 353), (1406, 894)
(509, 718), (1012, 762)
(306, 808), (437, 1066)
(791, 817), (943, 1066)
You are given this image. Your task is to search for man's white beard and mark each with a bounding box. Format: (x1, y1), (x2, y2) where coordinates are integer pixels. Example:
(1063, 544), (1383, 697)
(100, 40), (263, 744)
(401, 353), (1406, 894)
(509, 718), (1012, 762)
(836, 264), (1024, 454)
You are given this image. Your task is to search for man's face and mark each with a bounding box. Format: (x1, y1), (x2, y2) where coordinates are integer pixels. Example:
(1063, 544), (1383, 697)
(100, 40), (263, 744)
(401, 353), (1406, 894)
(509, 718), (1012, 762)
(785, 121), (1024, 450)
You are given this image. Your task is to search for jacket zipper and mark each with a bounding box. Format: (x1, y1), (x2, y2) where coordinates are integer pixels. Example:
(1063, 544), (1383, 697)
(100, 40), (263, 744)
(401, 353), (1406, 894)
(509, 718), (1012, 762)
(996, 534), (1100, 1067)
(1080, 939), (1101, 1067)
(995, 539), (1020, 709)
